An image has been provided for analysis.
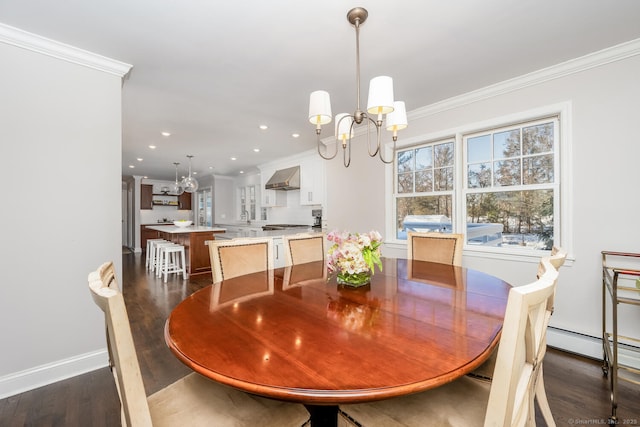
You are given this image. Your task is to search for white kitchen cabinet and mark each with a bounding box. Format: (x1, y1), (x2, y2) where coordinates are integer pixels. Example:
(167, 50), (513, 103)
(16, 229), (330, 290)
(273, 237), (285, 268)
(299, 155), (325, 206)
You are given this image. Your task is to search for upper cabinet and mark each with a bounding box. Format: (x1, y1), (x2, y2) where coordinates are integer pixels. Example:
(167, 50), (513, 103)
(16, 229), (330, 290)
(178, 192), (192, 210)
(299, 155), (325, 206)
(258, 150), (326, 208)
(141, 184), (153, 210)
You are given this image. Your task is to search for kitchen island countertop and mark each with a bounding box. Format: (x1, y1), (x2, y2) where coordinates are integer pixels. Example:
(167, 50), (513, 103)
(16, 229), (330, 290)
(214, 227), (321, 240)
(145, 225), (227, 234)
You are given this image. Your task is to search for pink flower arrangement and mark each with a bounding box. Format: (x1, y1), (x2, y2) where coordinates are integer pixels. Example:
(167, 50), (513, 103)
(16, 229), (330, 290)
(326, 230), (383, 284)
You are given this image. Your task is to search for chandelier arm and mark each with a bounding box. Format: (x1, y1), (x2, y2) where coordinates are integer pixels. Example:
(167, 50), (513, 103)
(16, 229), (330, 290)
(343, 132), (351, 167)
(363, 115), (381, 157)
(317, 131), (338, 160)
(377, 135), (397, 164)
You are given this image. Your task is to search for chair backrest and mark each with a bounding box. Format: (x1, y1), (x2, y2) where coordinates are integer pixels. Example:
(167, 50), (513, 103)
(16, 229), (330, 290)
(407, 232), (464, 266)
(282, 232), (325, 266)
(484, 267), (559, 426)
(537, 245), (567, 278)
(88, 262), (153, 427)
(209, 237), (274, 283)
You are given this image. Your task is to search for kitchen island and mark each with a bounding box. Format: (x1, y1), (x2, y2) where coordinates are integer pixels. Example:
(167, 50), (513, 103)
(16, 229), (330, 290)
(145, 225), (227, 277)
(213, 226), (323, 268)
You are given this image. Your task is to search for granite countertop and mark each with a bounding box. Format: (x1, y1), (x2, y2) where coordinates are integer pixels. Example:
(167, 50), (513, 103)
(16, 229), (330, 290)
(145, 225), (227, 234)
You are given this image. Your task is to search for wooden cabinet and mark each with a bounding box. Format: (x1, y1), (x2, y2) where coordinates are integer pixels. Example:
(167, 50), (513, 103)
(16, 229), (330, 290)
(178, 192), (192, 210)
(141, 184), (153, 210)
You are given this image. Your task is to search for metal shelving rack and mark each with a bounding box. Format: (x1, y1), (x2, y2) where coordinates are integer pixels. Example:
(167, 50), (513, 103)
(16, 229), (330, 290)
(601, 251), (640, 424)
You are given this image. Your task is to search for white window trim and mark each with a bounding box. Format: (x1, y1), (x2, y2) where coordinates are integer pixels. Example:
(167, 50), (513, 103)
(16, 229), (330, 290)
(385, 101), (573, 261)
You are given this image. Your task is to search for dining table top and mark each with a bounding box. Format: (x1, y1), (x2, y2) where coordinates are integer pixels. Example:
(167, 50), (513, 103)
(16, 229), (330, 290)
(164, 257), (511, 406)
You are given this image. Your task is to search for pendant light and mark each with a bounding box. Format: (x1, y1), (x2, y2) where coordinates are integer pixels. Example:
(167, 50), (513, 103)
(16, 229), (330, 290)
(170, 162), (184, 195)
(181, 155), (199, 193)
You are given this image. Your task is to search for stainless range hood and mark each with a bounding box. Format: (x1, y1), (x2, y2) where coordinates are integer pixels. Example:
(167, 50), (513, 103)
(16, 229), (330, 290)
(265, 166), (300, 190)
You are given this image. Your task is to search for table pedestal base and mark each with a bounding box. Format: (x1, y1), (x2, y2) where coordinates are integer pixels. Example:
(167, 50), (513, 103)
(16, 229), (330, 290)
(304, 404), (339, 427)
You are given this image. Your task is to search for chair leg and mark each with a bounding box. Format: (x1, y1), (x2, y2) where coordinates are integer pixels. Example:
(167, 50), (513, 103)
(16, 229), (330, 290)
(536, 365), (556, 427)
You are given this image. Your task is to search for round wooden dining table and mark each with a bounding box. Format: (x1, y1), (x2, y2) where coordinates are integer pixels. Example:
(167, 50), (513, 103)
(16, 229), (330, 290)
(165, 258), (511, 427)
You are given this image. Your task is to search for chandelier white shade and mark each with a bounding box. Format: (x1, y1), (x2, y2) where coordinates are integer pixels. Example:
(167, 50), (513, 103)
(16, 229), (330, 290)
(366, 76), (394, 117)
(308, 90), (332, 126)
(309, 7), (407, 167)
(386, 101), (408, 134)
(335, 113), (354, 143)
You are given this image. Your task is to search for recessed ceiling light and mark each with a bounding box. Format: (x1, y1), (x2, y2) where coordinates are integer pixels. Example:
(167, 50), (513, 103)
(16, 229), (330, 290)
(239, 170), (245, 174)
(292, 133), (300, 138)
(129, 165), (135, 169)
(137, 158), (143, 162)
(161, 131), (171, 137)
(148, 145), (156, 149)
(230, 157), (237, 161)
(253, 148), (260, 153)
(259, 125), (268, 130)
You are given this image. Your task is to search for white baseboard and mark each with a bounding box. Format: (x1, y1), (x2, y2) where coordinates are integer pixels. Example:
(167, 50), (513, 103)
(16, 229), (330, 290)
(0, 349), (108, 399)
(547, 326), (603, 359)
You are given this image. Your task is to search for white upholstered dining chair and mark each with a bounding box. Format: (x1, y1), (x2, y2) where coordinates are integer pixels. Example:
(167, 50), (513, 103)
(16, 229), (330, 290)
(407, 232), (464, 266)
(88, 261), (309, 427)
(468, 246), (567, 426)
(339, 265), (560, 427)
(208, 237), (274, 283)
(282, 232), (325, 266)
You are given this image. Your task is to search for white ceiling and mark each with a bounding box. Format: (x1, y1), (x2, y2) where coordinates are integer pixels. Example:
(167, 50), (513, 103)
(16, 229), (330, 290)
(2, 0), (640, 180)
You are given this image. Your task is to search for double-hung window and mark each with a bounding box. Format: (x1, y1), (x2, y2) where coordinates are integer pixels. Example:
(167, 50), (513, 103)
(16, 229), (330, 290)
(395, 139), (456, 239)
(393, 115), (560, 253)
(464, 117), (558, 250)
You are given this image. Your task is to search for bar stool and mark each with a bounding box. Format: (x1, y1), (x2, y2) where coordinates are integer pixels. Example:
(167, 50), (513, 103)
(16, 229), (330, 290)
(157, 244), (187, 283)
(153, 242), (177, 274)
(146, 239), (167, 270)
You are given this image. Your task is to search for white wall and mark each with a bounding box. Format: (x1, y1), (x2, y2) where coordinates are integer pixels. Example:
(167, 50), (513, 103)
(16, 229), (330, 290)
(325, 42), (640, 357)
(0, 32), (128, 397)
(214, 175), (235, 223)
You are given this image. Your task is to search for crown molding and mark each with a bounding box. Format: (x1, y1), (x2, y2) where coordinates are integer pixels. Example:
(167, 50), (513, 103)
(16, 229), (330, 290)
(0, 23), (132, 78)
(411, 38), (640, 120)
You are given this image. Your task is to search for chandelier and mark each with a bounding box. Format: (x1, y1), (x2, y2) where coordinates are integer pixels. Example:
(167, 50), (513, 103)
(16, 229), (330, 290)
(308, 7), (408, 167)
(181, 155), (198, 193)
(170, 162), (184, 195)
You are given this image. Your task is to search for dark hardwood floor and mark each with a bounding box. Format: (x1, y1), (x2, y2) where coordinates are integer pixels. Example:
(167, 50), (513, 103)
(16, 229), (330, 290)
(1, 252), (638, 426)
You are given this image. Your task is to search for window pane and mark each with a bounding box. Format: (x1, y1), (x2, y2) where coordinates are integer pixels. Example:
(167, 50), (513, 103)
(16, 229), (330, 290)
(523, 154), (554, 184)
(397, 150), (414, 173)
(466, 189), (553, 249)
(494, 159), (521, 186)
(434, 142), (454, 167)
(415, 170), (433, 192)
(493, 129), (520, 159)
(415, 147), (432, 170)
(396, 195), (453, 239)
(467, 163), (491, 188)
(523, 122), (554, 155)
(434, 167), (454, 191)
(467, 135), (491, 163)
(398, 172), (414, 193)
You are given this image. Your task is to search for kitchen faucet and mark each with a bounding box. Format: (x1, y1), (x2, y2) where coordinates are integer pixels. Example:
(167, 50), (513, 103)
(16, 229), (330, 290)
(242, 210), (251, 224)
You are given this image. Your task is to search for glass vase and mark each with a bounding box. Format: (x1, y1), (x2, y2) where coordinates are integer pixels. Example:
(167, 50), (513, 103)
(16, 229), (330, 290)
(337, 270), (371, 287)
